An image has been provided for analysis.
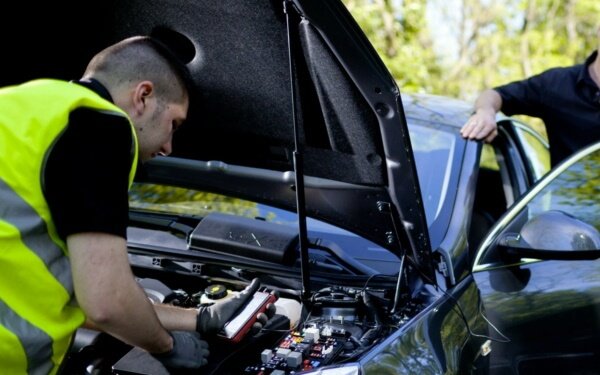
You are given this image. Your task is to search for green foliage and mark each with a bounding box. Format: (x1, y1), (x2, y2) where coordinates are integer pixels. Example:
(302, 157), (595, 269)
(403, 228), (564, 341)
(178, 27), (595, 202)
(129, 183), (261, 219)
(345, 0), (441, 92)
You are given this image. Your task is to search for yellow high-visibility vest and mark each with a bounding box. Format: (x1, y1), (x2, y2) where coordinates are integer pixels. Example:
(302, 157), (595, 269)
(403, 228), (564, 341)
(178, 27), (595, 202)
(0, 79), (138, 374)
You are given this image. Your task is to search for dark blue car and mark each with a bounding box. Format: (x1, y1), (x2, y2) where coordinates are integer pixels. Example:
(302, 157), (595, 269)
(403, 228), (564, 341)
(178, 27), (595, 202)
(5, 0), (598, 374)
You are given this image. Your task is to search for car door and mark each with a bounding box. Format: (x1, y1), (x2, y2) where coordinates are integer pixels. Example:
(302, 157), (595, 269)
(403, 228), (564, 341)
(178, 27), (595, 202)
(467, 121), (540, 265)
(471, 142), (600, 374)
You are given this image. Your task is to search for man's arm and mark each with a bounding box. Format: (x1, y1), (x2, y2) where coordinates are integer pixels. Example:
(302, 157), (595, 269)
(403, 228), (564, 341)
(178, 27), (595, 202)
(460, 89), (502, 142)
(153, 304), (198, 331)
(68, 232), (173, 354)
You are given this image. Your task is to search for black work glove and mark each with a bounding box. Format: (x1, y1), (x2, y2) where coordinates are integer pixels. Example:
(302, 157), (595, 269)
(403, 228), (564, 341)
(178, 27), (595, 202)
(196, 278), (275, 336)
(153, 331), (210, 369)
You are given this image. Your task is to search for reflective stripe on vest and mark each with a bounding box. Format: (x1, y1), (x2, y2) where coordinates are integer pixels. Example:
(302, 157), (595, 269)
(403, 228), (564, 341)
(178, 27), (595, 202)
(0, 177), (70, 373)
(0, 178), (72, 292)
(0, 299), (53, 375)
(0, 79), (139, 373)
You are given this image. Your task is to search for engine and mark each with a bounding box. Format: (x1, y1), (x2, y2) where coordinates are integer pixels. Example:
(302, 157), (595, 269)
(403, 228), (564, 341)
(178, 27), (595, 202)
(63, 278), (391, 375)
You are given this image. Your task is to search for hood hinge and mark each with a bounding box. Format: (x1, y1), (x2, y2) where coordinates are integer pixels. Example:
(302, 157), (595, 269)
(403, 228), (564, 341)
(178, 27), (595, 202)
(437, 257), (448, 278)
(434, 251), (455, 287)
(377, 201), (398, 247)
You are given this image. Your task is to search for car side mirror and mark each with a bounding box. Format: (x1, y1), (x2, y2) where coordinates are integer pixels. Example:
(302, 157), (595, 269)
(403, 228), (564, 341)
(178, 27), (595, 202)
(498, 233), (600, 261)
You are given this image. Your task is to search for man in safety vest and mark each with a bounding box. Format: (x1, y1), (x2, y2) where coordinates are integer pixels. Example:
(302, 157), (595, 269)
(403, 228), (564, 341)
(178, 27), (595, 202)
(0, 36), (270, 374)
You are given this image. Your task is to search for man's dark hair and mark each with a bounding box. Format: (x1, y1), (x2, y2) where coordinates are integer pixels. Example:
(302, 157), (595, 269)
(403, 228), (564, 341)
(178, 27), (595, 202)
(83, 36), (193, 104)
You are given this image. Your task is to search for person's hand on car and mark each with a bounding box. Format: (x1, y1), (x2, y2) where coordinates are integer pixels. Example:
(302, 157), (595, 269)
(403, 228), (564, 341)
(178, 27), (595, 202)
(153, 331), (210, 369)
(460, 108), (498, 143)
(195, 278), (276, 337)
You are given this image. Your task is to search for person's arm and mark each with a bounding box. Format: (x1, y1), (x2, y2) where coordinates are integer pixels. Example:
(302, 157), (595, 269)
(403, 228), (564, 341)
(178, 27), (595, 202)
(460, 89), (502, 142)
(80, 292), (198, 333)
(152, 304), (198, 331)
(68, 232), (173, 354)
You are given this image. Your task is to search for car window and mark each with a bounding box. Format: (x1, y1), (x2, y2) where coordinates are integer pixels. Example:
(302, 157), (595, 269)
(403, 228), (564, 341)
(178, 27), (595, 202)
(475, 143), (600, 266)
(526, 147), (599, 235)
(407, 121), (456, 226)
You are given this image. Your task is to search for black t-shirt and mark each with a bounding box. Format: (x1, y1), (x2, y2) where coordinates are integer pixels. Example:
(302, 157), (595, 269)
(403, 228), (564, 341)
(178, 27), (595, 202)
(43, 80), (135, 240)
(494, 51), (600, 166)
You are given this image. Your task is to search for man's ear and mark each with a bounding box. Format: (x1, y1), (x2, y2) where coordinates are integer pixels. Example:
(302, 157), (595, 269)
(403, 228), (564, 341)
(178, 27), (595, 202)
(133, 81), (154, 115)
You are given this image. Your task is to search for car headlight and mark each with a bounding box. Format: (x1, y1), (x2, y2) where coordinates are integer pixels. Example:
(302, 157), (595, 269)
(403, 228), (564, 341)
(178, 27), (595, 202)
(301, 363), (361, 375)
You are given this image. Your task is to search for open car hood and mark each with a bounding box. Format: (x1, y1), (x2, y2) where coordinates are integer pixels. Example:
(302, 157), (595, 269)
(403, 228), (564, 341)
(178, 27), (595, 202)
(2, 0), (433, 277)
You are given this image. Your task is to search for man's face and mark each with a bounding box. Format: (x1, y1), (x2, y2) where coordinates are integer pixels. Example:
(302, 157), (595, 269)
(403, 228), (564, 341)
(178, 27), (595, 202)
(135, 95), (189, 162)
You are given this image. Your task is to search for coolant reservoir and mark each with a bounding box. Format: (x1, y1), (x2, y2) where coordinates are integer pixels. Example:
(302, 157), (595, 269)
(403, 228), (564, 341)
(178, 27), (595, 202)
(199, 284), (237, 305)
(274, 297), (302, 329)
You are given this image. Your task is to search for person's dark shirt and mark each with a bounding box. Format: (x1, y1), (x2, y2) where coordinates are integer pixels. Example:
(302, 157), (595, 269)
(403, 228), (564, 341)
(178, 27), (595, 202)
(494, 51), (600, 166)
(43, 79), (135, 240)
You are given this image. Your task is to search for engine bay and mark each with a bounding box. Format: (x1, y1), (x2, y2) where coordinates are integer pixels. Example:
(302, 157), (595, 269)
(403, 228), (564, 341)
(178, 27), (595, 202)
(62, 255), (425, 375)
(59, 210), (429, 374)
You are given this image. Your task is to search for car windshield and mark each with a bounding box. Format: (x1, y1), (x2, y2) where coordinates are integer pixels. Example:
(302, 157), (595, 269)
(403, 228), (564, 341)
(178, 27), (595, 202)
(129, 121), (456, 228)
(128, 121), (457, 272)
(129, 186), (401, 274)
(408, 121), (456, 227)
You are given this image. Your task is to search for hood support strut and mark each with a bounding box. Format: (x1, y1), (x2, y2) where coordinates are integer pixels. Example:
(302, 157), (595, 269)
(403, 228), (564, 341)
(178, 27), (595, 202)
(285, 0), (311, 302)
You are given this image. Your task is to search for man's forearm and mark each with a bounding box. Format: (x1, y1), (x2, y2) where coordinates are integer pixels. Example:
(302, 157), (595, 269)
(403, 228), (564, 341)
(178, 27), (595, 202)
(153, 304), (198, 331)
(68, 232), (173, 354)
(474, 89), (502, 114)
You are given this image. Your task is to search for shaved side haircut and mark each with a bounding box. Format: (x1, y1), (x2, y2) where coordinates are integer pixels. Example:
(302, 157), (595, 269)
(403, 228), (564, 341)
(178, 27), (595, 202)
(83, 36), (191, 104)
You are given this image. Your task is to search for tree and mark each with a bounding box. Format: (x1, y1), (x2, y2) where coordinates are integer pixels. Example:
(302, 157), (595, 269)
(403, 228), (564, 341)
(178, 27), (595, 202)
(344, 0), (442, 93)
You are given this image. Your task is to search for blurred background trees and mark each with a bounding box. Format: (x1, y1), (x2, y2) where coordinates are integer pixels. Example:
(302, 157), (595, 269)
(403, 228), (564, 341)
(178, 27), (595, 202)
(343, 0), (599, 136)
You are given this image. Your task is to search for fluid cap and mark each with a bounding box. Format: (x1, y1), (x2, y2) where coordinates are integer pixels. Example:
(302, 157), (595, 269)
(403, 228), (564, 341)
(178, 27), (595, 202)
(204, 284), (228, 300)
